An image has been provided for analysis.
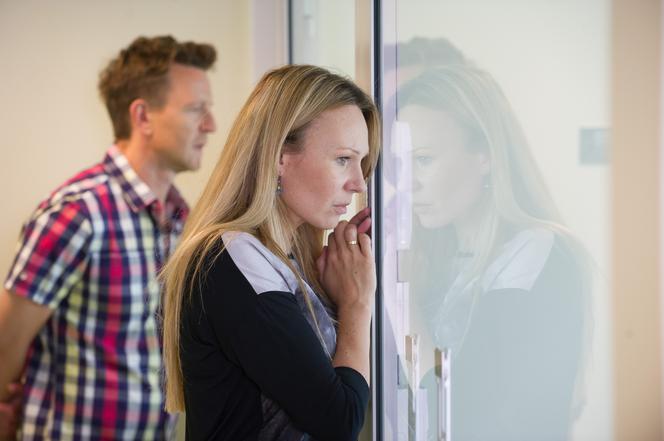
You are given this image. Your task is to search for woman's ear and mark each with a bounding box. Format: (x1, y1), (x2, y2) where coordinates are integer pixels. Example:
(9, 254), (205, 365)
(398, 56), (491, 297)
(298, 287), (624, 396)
(278, 150), (286, 176)
(278, 148), (298, 176)
(477, 152), (491, 176)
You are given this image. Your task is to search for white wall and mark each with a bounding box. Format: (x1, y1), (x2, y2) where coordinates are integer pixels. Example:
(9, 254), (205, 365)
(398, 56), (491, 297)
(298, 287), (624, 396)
(0, 0), (253, 276)
(251, 0), (289, 83)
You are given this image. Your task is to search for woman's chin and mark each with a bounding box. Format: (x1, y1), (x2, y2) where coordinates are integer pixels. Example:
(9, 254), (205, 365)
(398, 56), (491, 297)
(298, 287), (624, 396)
(416, 212), (450, 229)
(305, 216), (339, 230)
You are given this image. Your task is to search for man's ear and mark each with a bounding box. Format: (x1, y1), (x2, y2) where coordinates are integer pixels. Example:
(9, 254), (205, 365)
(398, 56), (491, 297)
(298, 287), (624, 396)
(128, 98), (152, 136)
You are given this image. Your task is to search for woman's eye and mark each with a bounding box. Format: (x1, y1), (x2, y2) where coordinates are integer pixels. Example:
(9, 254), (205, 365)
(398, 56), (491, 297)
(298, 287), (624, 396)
(414, 155), (433, 166)
(336, 157), (350, 166)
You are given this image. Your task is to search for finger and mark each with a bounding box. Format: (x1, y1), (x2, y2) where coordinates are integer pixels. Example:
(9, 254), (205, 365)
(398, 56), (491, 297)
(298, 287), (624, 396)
(332, 221), (349, 249)
(333, 220), (349, 236)
(5, 385), (21, 403)
(316, 246), (328, 276)
(348, 206), (370, 226)
(5, 384), (19, 396)
(358, 232), (372, 257)
(344, 223), (358, 246)
(8, 395), (20, 409)
(0, 400), (18, 416)
(0, 404), (16, 427)
(326, 230), (338, 254)
(356, 216), (372, 235)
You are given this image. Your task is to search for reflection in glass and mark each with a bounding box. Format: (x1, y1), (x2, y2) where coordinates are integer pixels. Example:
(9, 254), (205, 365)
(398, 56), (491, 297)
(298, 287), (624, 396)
(393, 39), (592, 440)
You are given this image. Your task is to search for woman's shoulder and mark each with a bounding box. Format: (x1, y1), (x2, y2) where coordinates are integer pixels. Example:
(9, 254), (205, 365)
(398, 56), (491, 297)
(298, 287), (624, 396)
(208, 231), (300, 296)
(482, 227), (570, 293)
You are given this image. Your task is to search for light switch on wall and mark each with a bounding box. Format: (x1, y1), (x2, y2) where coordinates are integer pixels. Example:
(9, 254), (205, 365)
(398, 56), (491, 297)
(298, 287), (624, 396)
(579, 127), (610, 165)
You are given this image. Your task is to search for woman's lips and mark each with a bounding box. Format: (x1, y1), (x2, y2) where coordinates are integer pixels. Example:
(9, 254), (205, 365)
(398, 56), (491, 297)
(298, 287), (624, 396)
(413, 203), (433, 213)
(333, 204), (349, 214)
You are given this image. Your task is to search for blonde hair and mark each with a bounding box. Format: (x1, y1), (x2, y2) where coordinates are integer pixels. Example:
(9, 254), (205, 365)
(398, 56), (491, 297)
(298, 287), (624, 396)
(161, 65), (380, 412)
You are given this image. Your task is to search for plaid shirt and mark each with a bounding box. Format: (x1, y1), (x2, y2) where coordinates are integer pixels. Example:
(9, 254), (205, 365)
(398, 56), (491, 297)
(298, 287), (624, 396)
(5, 145), (188, 440)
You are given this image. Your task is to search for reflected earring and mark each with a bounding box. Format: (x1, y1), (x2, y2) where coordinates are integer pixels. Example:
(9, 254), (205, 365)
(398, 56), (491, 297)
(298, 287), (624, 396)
(483, 177), (491, 190)
(276, 176), (283, 195)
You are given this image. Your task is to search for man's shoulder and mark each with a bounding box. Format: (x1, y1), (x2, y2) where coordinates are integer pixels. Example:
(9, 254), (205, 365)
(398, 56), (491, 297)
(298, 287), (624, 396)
(36, 161), (115, 215)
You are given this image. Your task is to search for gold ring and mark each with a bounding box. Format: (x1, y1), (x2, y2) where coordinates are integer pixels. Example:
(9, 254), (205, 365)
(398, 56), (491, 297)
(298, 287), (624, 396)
(347, 240), (358, 245)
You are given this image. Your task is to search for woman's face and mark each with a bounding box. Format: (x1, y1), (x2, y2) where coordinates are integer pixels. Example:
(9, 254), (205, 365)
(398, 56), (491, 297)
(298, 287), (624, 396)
(398, 105), (490, 229)
(279, 104), (369, 229)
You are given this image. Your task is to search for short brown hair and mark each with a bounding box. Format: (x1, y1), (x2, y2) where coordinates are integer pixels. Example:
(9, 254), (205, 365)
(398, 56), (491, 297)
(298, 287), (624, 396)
(98, 35), (216, 140)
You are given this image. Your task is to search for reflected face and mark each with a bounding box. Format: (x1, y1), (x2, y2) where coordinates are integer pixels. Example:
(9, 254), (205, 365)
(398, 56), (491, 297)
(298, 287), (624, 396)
(279, 105), (369, 229)
(398, 105), (489, 229)
(148, 64), (216, 173)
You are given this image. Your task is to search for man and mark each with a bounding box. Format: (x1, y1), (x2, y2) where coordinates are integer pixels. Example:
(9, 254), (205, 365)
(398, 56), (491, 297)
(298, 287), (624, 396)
(0, 35), (216, 440)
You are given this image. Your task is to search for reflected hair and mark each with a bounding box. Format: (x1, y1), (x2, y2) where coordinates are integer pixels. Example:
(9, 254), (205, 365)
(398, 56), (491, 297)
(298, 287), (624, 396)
(161, 64), (380, 412)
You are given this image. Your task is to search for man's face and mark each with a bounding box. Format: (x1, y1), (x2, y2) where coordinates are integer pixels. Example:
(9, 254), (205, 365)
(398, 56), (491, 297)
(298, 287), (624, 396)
(147, 64), (216, 173)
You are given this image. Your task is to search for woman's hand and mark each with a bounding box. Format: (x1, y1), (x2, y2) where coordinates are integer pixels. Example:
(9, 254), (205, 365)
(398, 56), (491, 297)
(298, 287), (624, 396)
(317, 207), (375, 384)
(316, 207), (376, 312)
(347, 206), (372, 237)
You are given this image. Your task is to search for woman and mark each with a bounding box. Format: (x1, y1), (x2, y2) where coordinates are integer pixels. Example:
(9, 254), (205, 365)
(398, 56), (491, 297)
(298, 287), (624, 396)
(396, 62), (591, 440)
(161, 65), (380, 440)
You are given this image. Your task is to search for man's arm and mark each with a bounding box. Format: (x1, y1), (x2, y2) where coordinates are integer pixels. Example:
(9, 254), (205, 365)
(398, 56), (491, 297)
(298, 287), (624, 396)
(0, 289), (52, 402)
(0, 197), (91, 441)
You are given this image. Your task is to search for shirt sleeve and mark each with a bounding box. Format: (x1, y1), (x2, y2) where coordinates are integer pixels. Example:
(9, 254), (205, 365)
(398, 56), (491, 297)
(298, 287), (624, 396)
(4, 199), (92, 308)
(202, 249), (369, 441)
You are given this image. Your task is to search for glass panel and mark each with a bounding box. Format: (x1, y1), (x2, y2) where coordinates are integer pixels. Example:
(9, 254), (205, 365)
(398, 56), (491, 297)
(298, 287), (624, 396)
(289, 0), (356, 78)
(378, 1), (612, 439)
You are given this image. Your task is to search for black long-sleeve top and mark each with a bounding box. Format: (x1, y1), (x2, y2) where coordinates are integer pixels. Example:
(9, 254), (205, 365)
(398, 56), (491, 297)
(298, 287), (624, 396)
(417, 228), (586, 441)
(179, 232), (369, 441)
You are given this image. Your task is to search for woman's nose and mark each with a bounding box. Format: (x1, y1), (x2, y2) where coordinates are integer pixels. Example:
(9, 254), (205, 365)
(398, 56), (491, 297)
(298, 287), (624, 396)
(347, 166), (368, 193)
(411, 176), (422, 192)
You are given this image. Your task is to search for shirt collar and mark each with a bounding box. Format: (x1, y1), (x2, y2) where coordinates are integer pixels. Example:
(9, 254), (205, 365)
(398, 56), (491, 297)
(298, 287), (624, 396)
(163, 184), (190, 223)
(102, 145), (189, 220)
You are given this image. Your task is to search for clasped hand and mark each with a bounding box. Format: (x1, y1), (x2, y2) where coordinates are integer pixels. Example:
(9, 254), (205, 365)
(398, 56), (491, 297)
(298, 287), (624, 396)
(316, 207), (376, 311)
(0, 382), (22, 441)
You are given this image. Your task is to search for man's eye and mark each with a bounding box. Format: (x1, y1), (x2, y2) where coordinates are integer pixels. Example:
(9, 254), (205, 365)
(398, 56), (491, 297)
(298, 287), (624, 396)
(190, 105), (208, 115)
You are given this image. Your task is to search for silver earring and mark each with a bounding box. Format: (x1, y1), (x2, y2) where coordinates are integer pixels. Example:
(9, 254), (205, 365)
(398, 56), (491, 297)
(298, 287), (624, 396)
(276, 176), (283, 194)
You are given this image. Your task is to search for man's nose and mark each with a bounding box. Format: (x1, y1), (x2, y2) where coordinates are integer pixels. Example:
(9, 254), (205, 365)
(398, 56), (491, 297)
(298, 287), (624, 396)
(201, 111), (216, 133)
